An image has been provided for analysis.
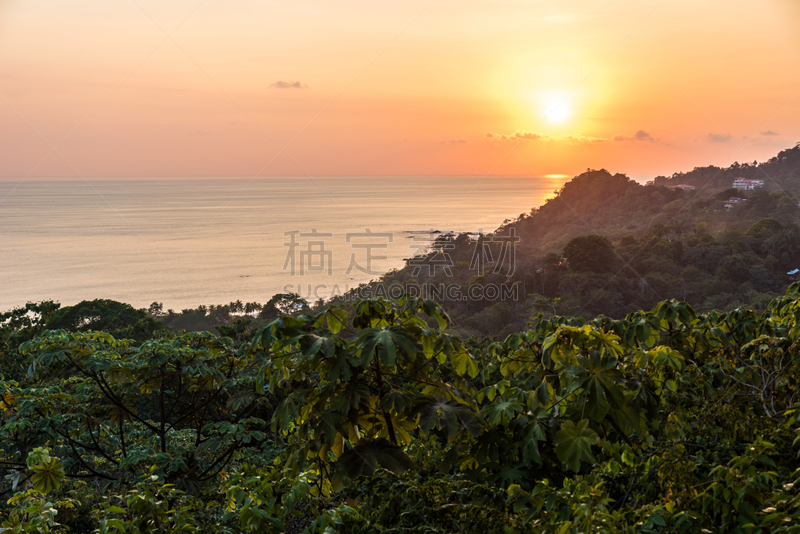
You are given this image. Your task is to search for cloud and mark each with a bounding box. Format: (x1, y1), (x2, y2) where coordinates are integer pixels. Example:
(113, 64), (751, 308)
(761, 130), (780, 136)
(613, 130), (655, 142)
(514, 130), (546, 140)
(562, 134), (605, 145)
(269, 80), (305, 89)
(485, 129), (549, 141)
(708, 133), (733, 143)
(485, 130), (608, 145)
(441, 139), (467, 144)
(488, 130), (657, 145)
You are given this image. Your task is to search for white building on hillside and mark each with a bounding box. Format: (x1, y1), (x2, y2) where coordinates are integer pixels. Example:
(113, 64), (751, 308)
(733, 177), (764, 190)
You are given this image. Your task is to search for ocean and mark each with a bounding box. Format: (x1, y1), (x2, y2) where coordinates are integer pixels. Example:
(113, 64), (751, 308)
(0, 175), (568, 311)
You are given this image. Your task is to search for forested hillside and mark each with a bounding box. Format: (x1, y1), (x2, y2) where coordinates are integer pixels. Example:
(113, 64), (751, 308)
(493, 143), (800, 253)
(347, 144), (800, 337)
(656, 142), (800, 192)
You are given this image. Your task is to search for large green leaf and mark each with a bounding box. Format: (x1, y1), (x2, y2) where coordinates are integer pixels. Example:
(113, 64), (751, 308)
(585, 383), (610, 421)
(31, 458), (66, 494)
(300, 334), (336, 360)
(450, 349), (479, 378)
(520, 416), (547, 466)
(567, 353), (625, 421)
(481, 398), (524, 427)
(325, 307), (349, 334)
(357, 327), (421, 366)
(417, 395), (483, 438)
(554, 419), (599, 472)
(324, 351), (357, 382)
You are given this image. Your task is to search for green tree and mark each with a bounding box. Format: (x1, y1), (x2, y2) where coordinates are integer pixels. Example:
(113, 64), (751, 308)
(562, 235), (620, 273)
(0, 301), (60, 382)
(46, 299), (168, 343)
(1, 331), (271, 491)
(746, 217), (783, 243)
(260, 293), (309, 321)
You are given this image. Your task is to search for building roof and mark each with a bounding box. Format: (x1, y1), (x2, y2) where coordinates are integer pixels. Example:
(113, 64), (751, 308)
(788, 269), (799, 275)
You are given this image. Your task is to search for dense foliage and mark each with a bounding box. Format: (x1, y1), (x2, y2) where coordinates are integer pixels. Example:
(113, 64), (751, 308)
(3, 284), (800, 532)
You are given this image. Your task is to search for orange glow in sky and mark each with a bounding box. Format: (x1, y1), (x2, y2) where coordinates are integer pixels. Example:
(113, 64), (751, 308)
(0, 0), (798, 180)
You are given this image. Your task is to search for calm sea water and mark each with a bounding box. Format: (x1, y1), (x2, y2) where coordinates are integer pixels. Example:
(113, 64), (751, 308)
(0, 176), (567, 311)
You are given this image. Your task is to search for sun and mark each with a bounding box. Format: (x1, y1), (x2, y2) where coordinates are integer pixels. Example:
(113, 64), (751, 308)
(544, 100), (570, 123)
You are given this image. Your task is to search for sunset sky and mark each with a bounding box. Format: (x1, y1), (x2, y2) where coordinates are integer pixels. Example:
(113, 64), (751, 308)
(1, 0), (798, 180)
